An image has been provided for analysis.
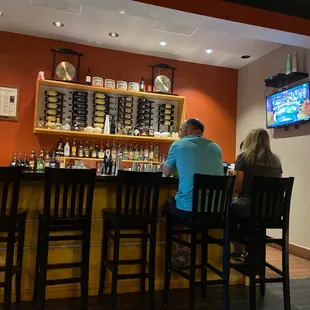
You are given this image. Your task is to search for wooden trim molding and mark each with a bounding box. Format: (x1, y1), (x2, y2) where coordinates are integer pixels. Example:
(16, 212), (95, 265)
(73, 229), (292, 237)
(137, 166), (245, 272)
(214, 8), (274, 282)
(269, 243), (310, 261)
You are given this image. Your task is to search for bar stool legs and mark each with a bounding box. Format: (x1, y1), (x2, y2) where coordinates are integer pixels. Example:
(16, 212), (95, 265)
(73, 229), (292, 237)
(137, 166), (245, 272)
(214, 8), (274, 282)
(163, 216), (172, 307)
(81, 226), (91, 308)
(189, 230), (197, 310)
(111, 229), (120, 310)
(200, 233), (207, 299)
(148, 222), (157, 310)
(283, 235), (291, 310)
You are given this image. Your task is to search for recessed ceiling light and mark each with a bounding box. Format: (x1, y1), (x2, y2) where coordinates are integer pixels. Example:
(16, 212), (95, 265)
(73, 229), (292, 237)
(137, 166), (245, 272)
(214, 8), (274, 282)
(205, 49), (214, 54)
(159, 41), (168, 46)
(109, 32), (119, 38)
(0, 12), (4, 16)
(241, 55), (251, 59)
(53, 21), (64, 28)
(119, 10), (126, 14)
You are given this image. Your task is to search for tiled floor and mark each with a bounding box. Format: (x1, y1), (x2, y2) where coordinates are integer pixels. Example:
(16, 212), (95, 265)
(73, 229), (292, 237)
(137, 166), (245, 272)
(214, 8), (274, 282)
(266, 246), (310, 278)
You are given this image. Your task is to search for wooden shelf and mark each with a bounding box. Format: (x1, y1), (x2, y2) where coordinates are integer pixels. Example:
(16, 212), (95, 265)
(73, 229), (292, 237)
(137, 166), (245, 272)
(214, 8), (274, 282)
(38, 79), (186, 102)
(33, 128), (177, 143)
(59, 156), (160, 165)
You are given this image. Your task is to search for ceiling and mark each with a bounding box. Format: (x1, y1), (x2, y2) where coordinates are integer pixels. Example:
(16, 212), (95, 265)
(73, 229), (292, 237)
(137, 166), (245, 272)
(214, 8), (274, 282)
(224, 0), (310, 20)
(0, 0), (309, 69)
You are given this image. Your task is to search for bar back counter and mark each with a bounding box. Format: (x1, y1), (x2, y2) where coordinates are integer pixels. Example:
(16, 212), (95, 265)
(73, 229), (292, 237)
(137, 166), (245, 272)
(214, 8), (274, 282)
(0, 172), (243, 302)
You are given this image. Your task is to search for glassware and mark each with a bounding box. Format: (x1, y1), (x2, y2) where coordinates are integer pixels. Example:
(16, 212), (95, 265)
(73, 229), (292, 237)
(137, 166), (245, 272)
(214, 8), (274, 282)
(37, 117), (44, 128)
(55, 118), (63, 130)
(63, 118), (71, 131)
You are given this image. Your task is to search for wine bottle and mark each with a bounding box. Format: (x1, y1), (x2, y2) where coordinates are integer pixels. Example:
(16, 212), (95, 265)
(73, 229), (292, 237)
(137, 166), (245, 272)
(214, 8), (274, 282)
(16, 153), (24, 167)
(23, 153), (29, 170)
(86, 68), (91, 85)
(64, 138), (71, 157)
(140, 77), (145, 92)
(10, 153), (17, 167)
(71, 138), (77, 157)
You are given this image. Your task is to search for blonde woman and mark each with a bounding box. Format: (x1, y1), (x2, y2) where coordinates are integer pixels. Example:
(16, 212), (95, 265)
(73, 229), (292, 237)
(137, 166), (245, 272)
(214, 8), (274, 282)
(230, 128), (282, 261)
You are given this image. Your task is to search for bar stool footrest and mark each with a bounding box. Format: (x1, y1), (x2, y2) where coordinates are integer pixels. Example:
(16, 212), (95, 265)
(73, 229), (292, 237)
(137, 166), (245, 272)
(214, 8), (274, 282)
(47, 262), (82, 270)
(117, 273), (150, 280)
(46, 277), (82, 286)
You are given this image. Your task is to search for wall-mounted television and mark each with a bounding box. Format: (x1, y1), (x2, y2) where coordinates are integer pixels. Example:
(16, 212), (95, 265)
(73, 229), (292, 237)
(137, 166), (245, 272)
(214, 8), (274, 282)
(266, 81), (310, 129)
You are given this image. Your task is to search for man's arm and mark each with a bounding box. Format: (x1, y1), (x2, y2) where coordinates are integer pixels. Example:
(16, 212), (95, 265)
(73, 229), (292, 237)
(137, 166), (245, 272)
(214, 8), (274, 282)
(163, 143), (177, 177)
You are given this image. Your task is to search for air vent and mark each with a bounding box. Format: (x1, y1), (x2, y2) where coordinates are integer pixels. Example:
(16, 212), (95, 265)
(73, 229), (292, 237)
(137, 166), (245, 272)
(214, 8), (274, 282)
(30, 0), (82, 15)
(152, 21), (197, 36)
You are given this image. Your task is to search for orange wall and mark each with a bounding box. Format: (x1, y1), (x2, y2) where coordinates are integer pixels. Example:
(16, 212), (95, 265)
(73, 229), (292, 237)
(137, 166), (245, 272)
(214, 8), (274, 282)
(0, 31), (237, 165)
(136, 0), (310, 37)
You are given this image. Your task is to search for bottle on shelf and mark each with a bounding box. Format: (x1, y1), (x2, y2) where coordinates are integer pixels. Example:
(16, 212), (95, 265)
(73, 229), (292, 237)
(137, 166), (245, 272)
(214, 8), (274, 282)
(134, 144), (139, 161)
(10, 153), (17, 167)
(78, 140), (84, 158)
(292, 51), (298, 73)
(104, 115), (110, 134)
(55, 118), (62, 130)
(134, 126), (140, 136)
(140, 77), (145, 92)
(103, 154), (108, 175)
(84, 141), (90, 158)
(36, 150), (44, 172)
(144, 143), (149, 161)
(44, 152), (51, 168)
(128, 144), (134, 160)
(89, 141), (94, 158)
(111, 141), (117, 160)
(139, 144), (144, 161)
(92, 142), (98, 158)
(107, 155), (113, 175)
(149, 144), (154, 162)
(110, 115), (116, 134)
(286, 54), (292, 75)
(16, 153), (24, 168)
(123, 144), (129, 160)
(117, 143), (123, 159)
(64, 138), (71, 157)
(98, 142), (105, 159)
(154, 144), (159, 162)
(71, 138), (77, 157)
(23, 153), (29, 170)
(50, 151), (57, 168)
(29, 149), (36, 171)
(56, 136), (64, 156)
(85, 68), (92, 85)
(105, 140), (111, 158)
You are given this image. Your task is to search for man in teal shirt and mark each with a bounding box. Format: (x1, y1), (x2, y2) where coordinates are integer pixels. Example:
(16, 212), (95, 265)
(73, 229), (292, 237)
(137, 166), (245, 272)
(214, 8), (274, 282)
(162, 118), (223, 266)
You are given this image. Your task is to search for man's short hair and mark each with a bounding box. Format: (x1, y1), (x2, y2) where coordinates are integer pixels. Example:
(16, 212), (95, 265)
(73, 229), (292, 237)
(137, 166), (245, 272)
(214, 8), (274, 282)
(240, 140), (244, 151)
(185, 118), (204, 133)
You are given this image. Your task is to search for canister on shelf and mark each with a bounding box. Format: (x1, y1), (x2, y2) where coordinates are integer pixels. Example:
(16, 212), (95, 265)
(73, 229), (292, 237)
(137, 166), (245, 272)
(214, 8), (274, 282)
(92, 77), (104, 87)
(104, 79), (115, 89)
(116, 80), (128, 90)
(128, 82), (139, 91)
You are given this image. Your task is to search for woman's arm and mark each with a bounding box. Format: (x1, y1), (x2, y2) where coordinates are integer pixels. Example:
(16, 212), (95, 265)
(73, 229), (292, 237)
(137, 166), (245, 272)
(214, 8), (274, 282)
(234, 170), (244, 197)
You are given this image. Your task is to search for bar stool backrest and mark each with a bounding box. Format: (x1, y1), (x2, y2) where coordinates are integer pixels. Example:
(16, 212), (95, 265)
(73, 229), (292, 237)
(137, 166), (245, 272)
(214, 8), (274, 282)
(0, 167), (22, 218)
(115, 171), (162, 218)
(249, 176), (294, 228)
(192, 174), (235, 226)
(44, 168), (96, 218)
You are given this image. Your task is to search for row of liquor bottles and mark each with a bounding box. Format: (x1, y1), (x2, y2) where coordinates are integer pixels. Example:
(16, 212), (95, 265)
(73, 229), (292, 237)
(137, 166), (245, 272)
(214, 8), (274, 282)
(55, 137), (162, 162)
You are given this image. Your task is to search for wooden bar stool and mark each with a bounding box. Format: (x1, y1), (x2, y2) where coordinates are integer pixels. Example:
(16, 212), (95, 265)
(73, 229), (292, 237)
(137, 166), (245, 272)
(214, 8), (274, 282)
(98, 170), (162, 310)
(33, 168), (96, 310)
(0, 167), (27, 310)
(230, 176), (294, 310)
(162, 174), (235, 310)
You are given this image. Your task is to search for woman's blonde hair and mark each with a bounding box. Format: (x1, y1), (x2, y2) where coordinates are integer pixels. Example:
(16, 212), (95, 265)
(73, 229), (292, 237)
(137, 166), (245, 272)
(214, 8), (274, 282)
(242, 128), (281, 168)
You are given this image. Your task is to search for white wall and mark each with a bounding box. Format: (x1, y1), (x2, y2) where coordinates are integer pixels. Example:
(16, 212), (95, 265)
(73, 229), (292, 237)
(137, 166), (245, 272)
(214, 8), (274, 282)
(237, 45), (310, 249)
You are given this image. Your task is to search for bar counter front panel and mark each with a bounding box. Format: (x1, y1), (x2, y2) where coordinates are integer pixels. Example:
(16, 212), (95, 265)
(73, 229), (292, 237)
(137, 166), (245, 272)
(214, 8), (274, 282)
(0, 173), (243, 301)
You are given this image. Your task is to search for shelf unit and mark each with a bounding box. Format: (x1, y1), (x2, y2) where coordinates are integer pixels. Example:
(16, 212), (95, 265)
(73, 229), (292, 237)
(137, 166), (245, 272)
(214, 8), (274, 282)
(264, 72), (309, 89)
(33, 79), (186, 144)
(34, 128), (177, 143)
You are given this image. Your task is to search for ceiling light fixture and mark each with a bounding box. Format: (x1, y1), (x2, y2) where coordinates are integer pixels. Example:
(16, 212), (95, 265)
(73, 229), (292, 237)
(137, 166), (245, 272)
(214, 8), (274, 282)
(53, 21), (64, 27)
(205, 49), (214, 54)
(159, 41), (168, 46)
(241, 55), (250, 59)
(119, 10), (126, 14)
(0, 12), (4, 16)
(109, 32), (119, 38)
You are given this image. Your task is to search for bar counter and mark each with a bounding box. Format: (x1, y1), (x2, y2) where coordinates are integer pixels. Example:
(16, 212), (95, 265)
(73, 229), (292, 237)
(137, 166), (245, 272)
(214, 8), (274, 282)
(3, 172), (243, 301)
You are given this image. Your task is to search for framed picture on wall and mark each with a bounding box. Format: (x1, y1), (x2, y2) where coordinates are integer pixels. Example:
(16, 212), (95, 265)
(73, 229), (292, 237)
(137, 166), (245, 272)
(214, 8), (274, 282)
(0, 85), (20, 121)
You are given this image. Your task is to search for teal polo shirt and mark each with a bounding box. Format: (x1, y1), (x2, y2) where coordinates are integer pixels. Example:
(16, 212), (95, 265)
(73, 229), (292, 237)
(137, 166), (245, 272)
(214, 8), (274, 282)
(165, 135), (223, 211)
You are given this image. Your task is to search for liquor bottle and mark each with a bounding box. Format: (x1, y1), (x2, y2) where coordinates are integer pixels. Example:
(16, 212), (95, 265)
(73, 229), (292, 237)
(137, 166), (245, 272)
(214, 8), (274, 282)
(123, 144), (129, 160)
(110, 115), (116, 134)
(50, 151), (57, 168)
(140, 77), (145, 92)
(16, 153), (24, 167)
(92, 142), (98, 158)
(36, 151), (44, 172)
(107, 155), (113, 175)
(105, 140), (111, 158)
(29, 150), (36, 171)
(117, 143), (123, 159)
(103, 154), (108, 175)
(134, 144), (139, 161)
(44, 152), (51, 168)
(56, 136), (64, 156)
(111, 141), (117, 160)
(149, 144), (154, 162)
(71, 138), (77, 157)
(84, 141), (90, 158)
(89, 141), (94, 158)
(64, 138), (71, 157)
(128, 144), (134, 160)
(144, 143), (149, 161)
(23, 153), (29, 170)
(86, 68), (91, 85)
(104, 115), (110, 134)
(139, 144), (144, 161)
(98, 142), (105, 159)
(10, 153), (17, 167)
(286, 54), (292, 75)
(78, 140), (84, 158)
(154, 143), (159, 162)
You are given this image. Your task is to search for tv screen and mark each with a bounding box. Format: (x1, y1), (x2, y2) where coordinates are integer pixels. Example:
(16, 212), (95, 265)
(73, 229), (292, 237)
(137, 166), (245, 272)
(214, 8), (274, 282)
(266, 82), (310, 128)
